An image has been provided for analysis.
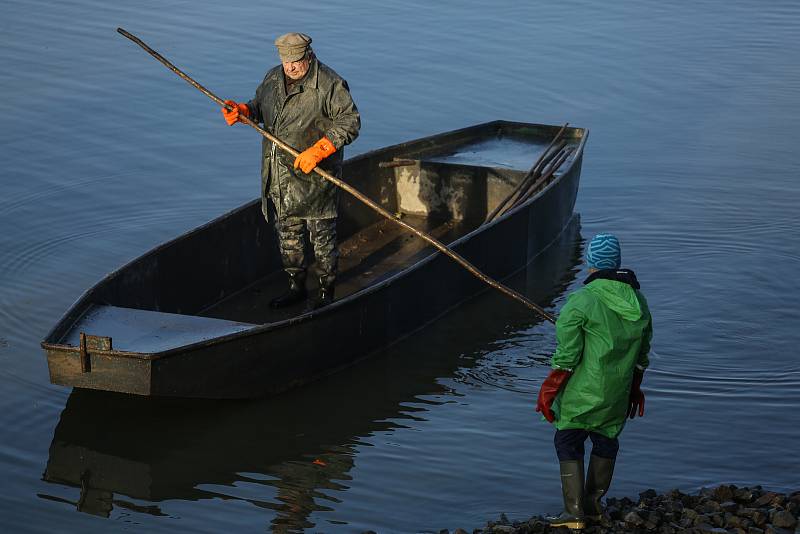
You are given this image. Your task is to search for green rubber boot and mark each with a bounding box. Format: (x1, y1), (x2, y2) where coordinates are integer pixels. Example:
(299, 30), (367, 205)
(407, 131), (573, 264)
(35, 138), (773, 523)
(547, 459), (586, 530)
(583, 455), (615, 521)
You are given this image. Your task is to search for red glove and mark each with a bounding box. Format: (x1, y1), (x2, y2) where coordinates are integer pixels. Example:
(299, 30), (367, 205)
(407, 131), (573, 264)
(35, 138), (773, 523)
(221, 100), (249, 126)
(294, 137), (336, 173)
(536, 369), (572, 423)
(628, 369), (645, 419)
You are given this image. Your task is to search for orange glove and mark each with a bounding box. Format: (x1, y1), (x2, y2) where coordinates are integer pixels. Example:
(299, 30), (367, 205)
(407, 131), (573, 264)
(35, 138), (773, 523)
(294, 137), (336, 173)
(221, 100), (249, 126)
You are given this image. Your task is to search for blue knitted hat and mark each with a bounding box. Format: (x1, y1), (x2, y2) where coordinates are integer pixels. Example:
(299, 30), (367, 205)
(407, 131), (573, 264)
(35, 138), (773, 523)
(586, 233), (621, 270)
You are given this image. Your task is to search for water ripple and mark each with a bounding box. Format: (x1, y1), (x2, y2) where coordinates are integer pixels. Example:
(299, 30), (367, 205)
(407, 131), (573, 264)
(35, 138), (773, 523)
(2, 0), (800, 531)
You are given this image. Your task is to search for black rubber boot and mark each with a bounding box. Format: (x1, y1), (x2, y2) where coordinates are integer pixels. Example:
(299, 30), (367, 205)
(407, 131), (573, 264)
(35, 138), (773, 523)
(306, 279), (335, 311)
(584, 455), (615, 521)
(547, 459), (586, 530)
(270, 271), (307, 309)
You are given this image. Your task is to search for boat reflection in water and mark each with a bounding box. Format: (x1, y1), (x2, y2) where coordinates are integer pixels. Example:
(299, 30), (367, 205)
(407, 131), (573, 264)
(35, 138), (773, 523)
(41, 217), (583, 531)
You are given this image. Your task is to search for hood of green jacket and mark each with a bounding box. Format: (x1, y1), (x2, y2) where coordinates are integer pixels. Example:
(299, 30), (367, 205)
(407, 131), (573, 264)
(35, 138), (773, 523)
(585, 279), (642, 321)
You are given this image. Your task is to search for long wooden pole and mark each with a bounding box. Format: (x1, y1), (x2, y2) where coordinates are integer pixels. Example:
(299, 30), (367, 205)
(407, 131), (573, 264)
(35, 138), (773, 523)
(116, 28), (556, 324)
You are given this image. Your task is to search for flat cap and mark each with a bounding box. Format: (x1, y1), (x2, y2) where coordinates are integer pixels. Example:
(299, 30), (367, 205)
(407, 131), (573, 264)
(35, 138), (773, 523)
(274, 32), (312, 62)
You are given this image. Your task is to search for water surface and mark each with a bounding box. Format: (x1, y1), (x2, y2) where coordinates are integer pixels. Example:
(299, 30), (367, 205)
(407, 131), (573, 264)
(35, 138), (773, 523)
(1, 0), (799, 532)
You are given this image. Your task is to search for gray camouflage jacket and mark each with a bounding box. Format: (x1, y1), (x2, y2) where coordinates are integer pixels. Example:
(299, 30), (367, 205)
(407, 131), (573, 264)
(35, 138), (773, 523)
(247, 58), (360, 220)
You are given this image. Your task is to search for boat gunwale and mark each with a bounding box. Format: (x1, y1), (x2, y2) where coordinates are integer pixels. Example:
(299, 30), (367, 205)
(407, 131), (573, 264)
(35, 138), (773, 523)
(41, 120), (588, 362)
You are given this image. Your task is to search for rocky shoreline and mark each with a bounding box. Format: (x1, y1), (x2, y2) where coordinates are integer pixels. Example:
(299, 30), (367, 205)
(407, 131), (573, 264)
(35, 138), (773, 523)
(448, 485), (800, 534)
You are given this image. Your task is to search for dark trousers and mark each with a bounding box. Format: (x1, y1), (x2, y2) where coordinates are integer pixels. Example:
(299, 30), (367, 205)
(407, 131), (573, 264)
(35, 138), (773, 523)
(554, 429), (619, 462)
(275, 217), (338, 285)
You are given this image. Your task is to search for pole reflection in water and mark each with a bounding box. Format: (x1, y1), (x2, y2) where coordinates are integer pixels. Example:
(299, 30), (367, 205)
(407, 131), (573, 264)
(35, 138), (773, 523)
(41, 216), (584, 531)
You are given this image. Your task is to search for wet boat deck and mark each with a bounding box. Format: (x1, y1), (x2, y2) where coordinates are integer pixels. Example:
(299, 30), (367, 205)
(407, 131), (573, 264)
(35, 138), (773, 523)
(199, 214), (479, 325)
(59, 215), (478, 353)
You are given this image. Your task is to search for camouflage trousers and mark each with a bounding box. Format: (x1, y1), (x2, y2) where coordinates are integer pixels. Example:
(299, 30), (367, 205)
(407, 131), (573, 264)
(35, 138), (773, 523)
(275, 216), (338, 286)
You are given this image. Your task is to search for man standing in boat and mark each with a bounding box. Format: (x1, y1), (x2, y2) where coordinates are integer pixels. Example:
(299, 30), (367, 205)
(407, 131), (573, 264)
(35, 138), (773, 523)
(222, 33), (360, 309)
(535, 234), (653, 530)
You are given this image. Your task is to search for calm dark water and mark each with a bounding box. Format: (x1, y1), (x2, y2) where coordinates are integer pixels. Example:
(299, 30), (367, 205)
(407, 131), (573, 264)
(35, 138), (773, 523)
(2, 0), (799, 532)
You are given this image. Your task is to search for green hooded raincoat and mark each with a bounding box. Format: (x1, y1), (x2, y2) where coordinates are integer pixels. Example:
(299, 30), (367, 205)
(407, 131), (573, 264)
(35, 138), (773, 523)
(551, 278), (652, 438)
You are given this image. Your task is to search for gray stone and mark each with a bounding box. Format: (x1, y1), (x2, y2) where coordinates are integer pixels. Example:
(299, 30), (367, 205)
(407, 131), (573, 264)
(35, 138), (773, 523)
(667, 489), (686, 501)
(726, 513), (743, 528)
(736, 488), (756, 503)
(771, 510), (798, 529)
(700, 487), (716, 499)
(714, 485), (735, 502)
(524, 519), (546, 533)
(695, 513), (713, 526)
(755, 494), (778, 507)
(647, 510), (663, 524)
(640, 488), (658, 501)
(753, 510), (768, 527)
(704, 500), (722, 513)
(694, 523), (727, 534)
(625, 511), (645, 526)
(721, 500), (740, 513)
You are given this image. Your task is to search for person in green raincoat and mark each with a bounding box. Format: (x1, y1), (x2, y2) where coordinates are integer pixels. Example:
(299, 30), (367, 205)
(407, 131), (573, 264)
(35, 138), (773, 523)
(535, 233), (652, 530)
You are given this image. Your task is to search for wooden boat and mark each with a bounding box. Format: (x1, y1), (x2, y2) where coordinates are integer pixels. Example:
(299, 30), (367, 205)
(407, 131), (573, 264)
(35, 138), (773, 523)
(41, 120), (588, 399)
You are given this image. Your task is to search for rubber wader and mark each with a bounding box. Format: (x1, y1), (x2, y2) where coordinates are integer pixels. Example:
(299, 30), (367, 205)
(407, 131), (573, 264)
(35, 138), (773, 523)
(306, 277), (335, 310)
(547, 459), (586, 530)
(583, 455), (615, 521)
(270, 270), (307, 308)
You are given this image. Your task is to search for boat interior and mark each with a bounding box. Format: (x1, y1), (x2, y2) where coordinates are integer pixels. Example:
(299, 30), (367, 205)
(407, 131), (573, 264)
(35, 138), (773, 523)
(50, 122), (584, 354)
(201, 158), (532, 325)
